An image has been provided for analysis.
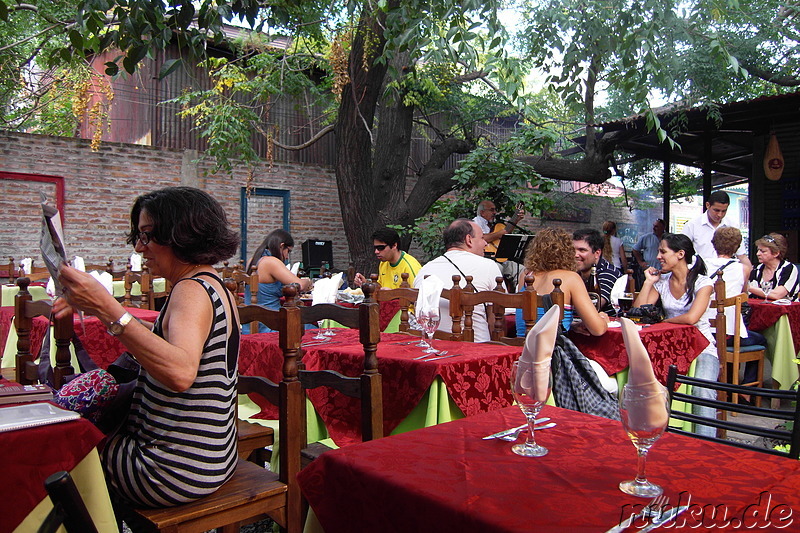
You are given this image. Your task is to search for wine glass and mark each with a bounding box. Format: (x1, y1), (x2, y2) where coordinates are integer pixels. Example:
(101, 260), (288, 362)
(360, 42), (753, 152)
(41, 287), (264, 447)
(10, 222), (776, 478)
(618, 383), (669, 497)
(510, 359), (552, 457)
(611, 299), (621, 319)
(421, 312), (440, 354)
(760, 279), (772, 302)
(414, 312), (431, 348)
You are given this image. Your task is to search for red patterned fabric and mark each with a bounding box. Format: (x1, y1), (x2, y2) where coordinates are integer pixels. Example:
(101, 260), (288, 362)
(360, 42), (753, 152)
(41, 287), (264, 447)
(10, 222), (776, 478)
(749, 300), (800, 354)
(242, 330), (521, 446)
(0, 305), (49, 361)
(298, 405), (800, 533)
(1, 415), (103, 532)
(568, 322), (709, 384)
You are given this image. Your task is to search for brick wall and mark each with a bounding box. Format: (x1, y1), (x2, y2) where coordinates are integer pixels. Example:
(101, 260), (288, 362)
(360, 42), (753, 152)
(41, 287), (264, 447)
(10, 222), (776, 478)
(0, 131), (347, 271)
(1, 130), (664, 276)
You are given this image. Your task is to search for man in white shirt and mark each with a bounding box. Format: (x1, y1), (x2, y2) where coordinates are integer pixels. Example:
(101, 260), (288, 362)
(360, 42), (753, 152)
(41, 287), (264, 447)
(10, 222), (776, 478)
(415, 219), (502, 343)
(682, 191), (751, 268)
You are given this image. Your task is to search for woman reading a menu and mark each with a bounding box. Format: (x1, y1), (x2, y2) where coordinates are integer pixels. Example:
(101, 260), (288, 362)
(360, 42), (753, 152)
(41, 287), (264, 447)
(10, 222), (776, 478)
(54, 186), (240, 508)
(634, 233), (718, 437)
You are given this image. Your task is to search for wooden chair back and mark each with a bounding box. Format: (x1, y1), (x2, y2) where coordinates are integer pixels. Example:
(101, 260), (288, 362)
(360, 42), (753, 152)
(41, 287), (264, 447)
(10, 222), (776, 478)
(460, 275), (536, 345)
(709, 270), (766, 409)
(124, 289), (303, 532)
(224, 267), (259, 306)
(122, 268), (153, 309)
(371, 273), (465, 341)
(666, 364), (800, 459)
(290, 281), (384, 442)
(14, 277), (73, 387)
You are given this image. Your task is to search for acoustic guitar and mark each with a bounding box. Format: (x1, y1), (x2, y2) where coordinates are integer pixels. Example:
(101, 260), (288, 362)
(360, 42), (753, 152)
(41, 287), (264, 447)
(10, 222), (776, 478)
(484, 223), (510, 262)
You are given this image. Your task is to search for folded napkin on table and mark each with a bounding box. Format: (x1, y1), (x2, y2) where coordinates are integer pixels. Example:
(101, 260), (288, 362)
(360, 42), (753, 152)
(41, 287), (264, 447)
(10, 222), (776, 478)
(130, 253), (142, 272)
(89, 271), (114, 295)
(415, 275), (444, 318)
(46, 277), (57, 298)
(516, 305), (560, 403)
(72, 256), (86, 272)
(20, 258), (32, 275)
(620, 317), (669, 430)
(772, 298), (793, 305)
(289, 262), (300, 275)
(610, 274), (629, 307)
(312, 272), (343, 305)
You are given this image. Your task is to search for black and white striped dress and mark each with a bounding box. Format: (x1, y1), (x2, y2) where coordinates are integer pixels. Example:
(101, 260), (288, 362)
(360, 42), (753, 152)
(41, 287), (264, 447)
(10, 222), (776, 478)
(103, 275), (239, 507)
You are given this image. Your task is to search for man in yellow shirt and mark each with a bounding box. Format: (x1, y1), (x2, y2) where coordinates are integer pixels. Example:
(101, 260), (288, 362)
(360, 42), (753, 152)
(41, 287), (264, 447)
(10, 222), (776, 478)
(354, 228), (421, 288)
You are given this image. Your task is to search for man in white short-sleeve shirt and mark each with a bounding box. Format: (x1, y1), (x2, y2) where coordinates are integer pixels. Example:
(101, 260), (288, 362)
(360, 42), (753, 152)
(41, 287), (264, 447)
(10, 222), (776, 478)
(682, 190), (751, 268)
(415, 219), (502, 343)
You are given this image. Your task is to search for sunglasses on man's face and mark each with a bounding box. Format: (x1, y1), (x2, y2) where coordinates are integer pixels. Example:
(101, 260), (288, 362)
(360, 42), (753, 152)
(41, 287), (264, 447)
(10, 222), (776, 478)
(374, 244), (388, 251)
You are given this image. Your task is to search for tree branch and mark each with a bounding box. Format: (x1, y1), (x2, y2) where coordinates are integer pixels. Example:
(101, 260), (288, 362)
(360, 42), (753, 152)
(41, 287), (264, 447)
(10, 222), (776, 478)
(739, 60), (800, 86)
(271, 124), (335, 150)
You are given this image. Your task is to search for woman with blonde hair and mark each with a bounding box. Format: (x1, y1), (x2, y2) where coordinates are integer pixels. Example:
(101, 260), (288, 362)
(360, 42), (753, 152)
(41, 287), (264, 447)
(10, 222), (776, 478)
(602, 220), (628, 271)
(748, 232), (799, 301)
(515, 228), (609, 336)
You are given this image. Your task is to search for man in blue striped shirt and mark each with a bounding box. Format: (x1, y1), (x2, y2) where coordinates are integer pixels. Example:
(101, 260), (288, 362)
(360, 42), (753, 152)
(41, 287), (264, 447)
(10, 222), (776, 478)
(573, 228), (623, 316)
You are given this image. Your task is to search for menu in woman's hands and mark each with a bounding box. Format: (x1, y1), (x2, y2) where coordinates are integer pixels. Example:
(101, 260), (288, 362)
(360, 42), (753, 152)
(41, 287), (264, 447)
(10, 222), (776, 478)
(39, 192), (67, 293)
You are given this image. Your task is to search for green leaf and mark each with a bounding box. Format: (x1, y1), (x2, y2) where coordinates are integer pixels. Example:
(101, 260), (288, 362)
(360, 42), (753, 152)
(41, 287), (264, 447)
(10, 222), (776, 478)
(0, 1), (8, 22)
(158, 58), (182, 79)
(104, 61), (119, 76)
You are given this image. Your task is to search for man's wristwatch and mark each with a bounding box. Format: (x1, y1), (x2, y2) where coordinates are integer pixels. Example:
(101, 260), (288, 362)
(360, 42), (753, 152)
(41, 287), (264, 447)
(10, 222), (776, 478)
(107, 312), (134, 336)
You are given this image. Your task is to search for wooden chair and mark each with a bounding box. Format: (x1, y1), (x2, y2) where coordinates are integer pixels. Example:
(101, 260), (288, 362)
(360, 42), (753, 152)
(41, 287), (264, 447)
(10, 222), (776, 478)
(371, 273), (465, 341)
(460, 275), (566, 345)
(118, 297), (304, 533)
(39, 471), (99, 533)
(224, 268), (259, 306)
(666, 364), (800, 459)
(122, 268), (153, 309)
(14, 277), (74, 387)
(710, 271), (766, 411)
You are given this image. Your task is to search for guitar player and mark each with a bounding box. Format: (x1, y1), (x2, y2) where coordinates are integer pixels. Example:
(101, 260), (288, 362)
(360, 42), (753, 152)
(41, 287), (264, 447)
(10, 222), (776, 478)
(473, 200), (525, 291)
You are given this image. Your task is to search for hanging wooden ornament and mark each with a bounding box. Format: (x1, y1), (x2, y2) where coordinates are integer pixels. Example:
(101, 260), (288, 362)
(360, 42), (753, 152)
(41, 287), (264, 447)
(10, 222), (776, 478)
(764, 132), (784, 181)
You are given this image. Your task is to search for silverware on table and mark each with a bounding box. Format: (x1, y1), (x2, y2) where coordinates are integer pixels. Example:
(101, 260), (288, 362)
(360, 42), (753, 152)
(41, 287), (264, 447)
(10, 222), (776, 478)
(604, 494), (668, 533)
(638, 505), (689, 532)
(496, 422), (556, 440)
(482, 418), (550, 440)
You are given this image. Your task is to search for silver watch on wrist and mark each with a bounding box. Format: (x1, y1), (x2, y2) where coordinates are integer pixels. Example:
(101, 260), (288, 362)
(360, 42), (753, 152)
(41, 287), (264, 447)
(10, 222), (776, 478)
(107, 312), (134, 336)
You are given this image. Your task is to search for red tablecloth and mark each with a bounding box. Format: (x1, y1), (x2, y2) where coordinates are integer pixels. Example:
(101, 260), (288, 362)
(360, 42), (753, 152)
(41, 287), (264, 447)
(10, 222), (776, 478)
(568, 322), (710, 384)
(0, 413), (104, 531)
(0, 306), (160, 370)
(298, 405), (800, 533)
(240, 329), (521, 446)
(748, 300), (800, 354)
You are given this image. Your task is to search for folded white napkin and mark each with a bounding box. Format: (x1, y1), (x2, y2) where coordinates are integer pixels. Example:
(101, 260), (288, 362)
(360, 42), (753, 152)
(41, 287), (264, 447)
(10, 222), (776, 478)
(312, 272), (343, 305)
(290, 262), (300, 275)
(415, 275), (444, 317)
(20, 258), (32, 275)
(610, 274), (628, 306)
(72, 256), (86, 272)
(773, 298), (793, 305)
(46, 277), (56, 298)
(620, 317), (669, 430)
(516, 305), (560, 403)
(90, 270), (114, 295)
(130, 253), (142, 272)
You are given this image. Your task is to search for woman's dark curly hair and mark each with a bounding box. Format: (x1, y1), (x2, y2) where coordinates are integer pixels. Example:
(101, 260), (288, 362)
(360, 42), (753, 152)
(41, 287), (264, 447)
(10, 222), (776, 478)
(126, 187), (239, 264)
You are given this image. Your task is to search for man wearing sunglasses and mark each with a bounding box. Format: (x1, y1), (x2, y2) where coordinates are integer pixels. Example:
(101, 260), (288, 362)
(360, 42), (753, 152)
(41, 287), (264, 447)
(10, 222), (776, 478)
(354, 228), (421, 289)
(682, 190), (752, 268)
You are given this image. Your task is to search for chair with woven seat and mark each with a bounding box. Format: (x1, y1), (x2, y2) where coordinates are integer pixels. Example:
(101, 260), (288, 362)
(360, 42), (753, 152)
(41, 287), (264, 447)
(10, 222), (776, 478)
(710, 271), (766, 410)
(14, 277), (74, 387)
(666, 364), (800, 458)
(116, 297), (304, 533)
